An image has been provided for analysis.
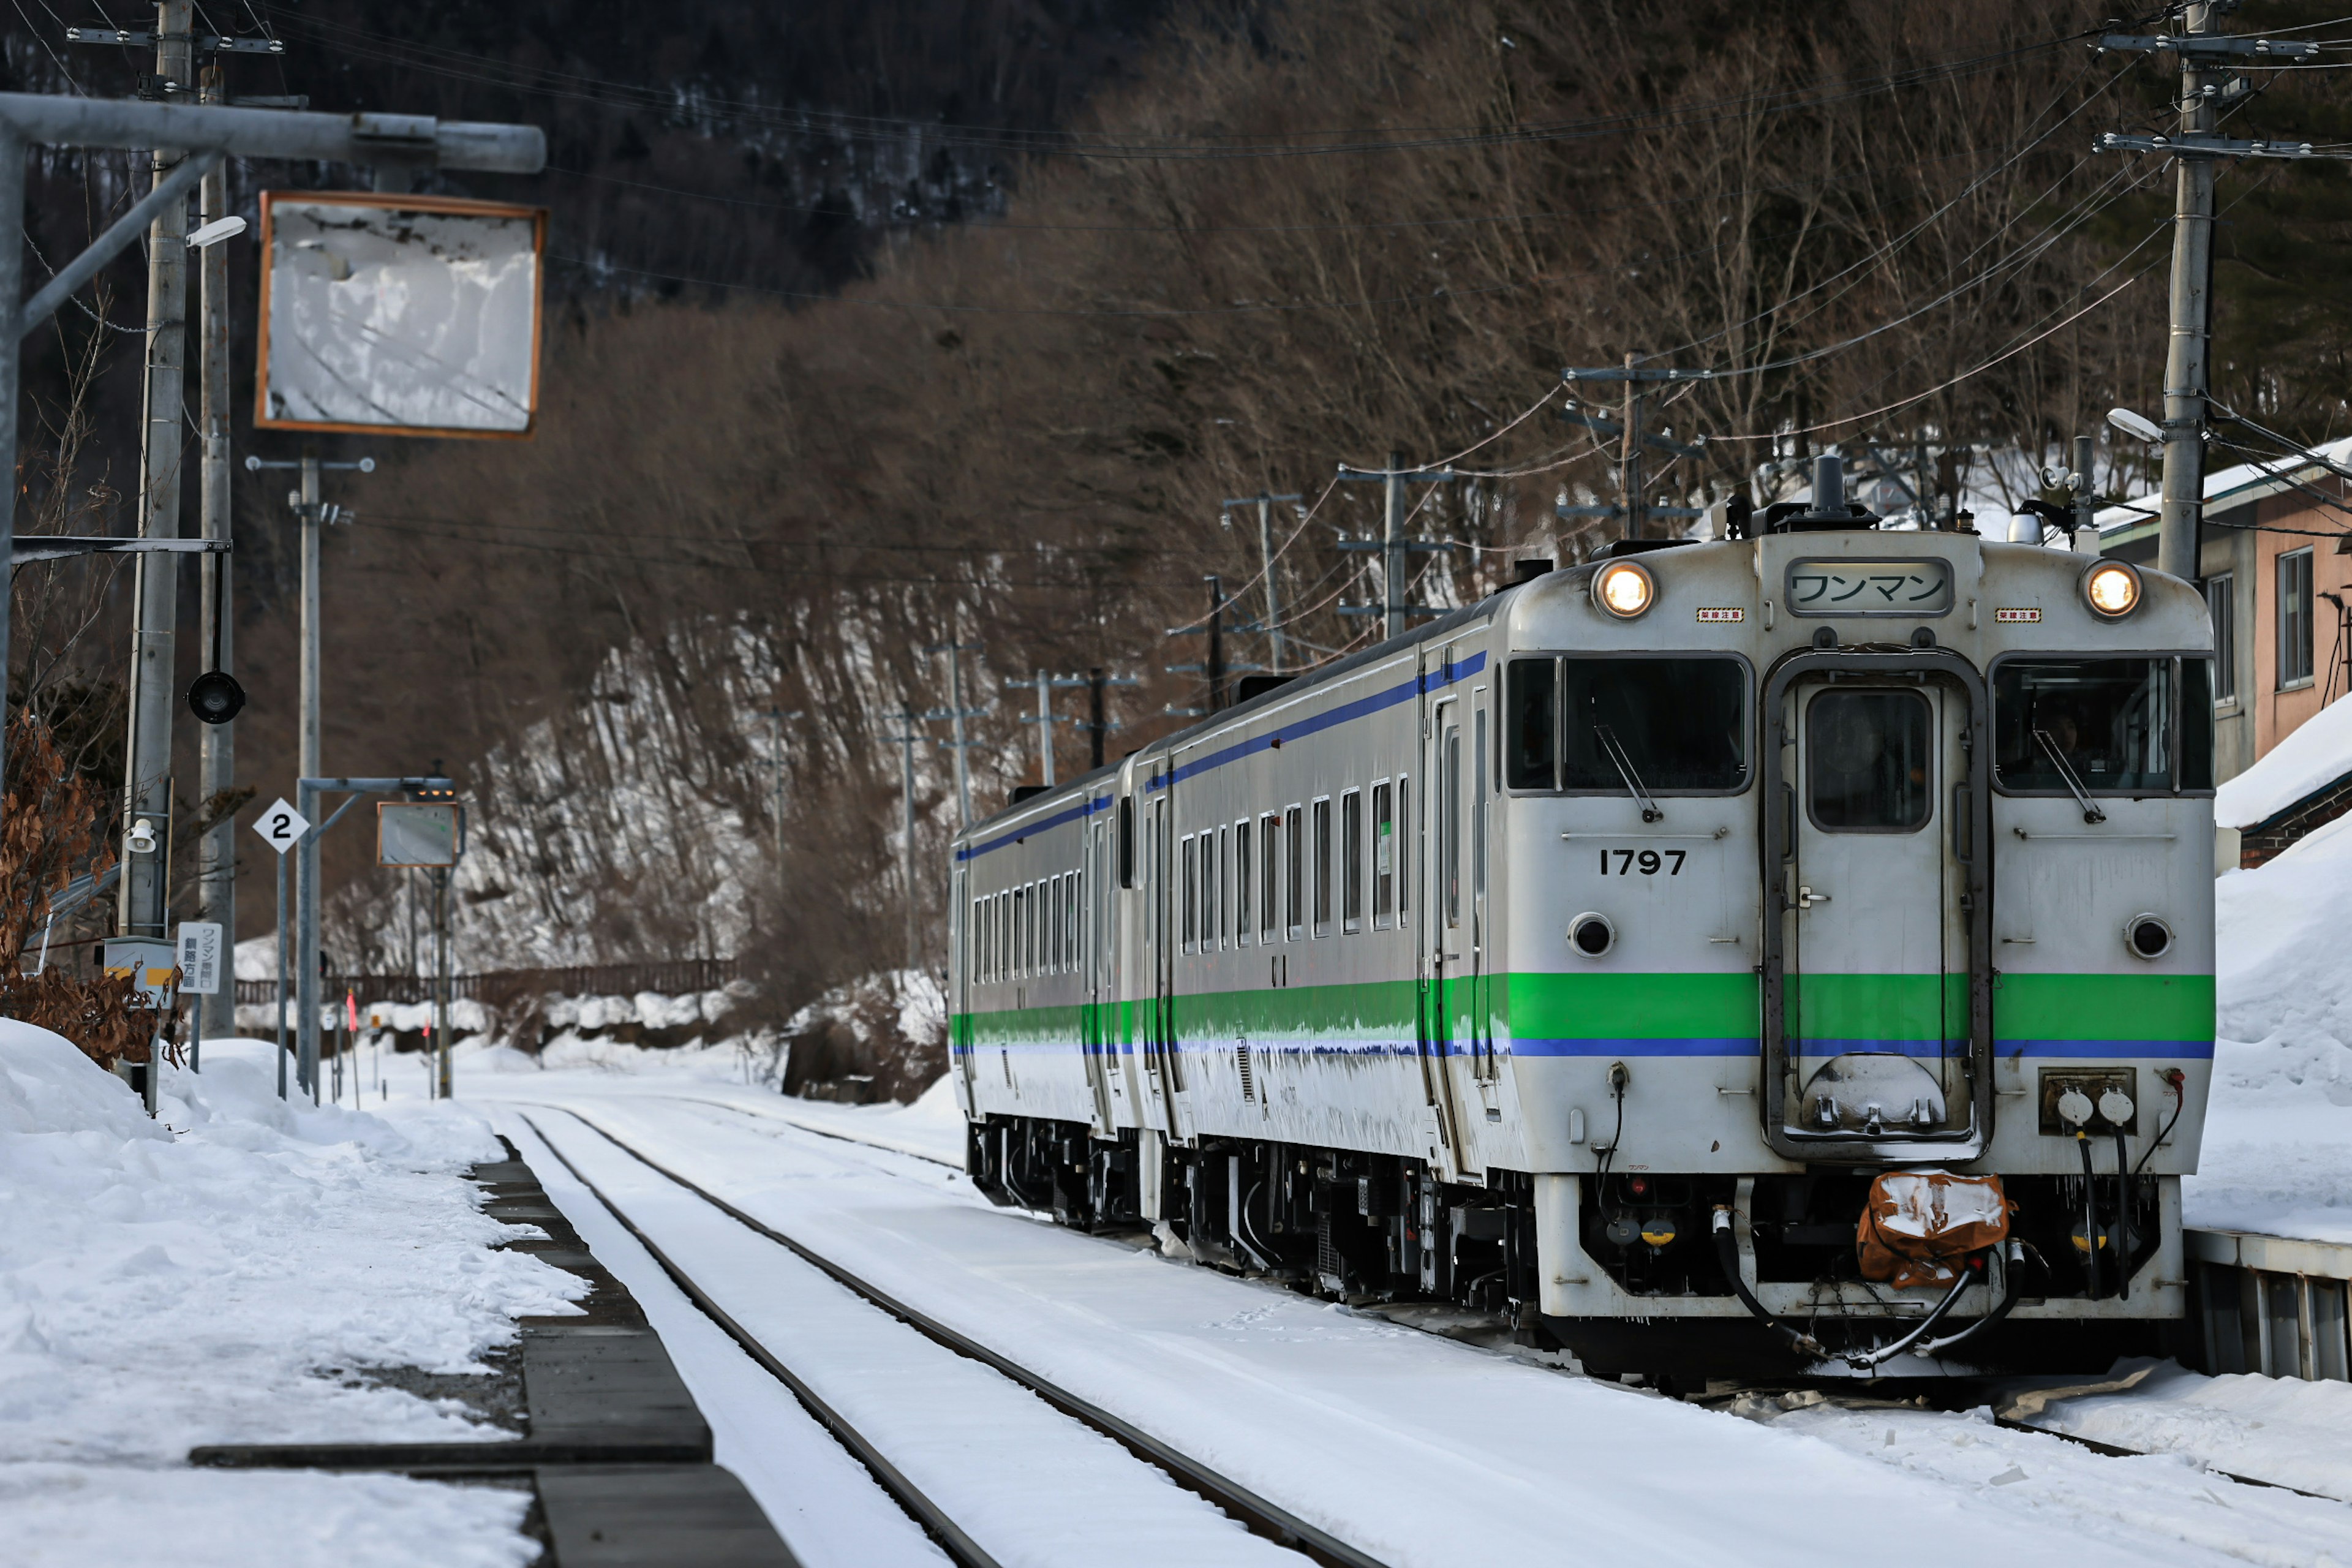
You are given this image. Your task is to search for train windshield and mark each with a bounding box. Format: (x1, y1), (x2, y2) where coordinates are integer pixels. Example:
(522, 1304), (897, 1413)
(1993, 657), (2177, 792)
(1543, 656), (1747, 792)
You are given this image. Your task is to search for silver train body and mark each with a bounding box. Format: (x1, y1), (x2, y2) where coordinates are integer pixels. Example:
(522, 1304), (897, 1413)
(949, 517), (2215, 1375)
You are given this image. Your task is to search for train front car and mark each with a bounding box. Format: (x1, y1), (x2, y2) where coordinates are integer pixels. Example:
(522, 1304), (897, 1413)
(1515, 497), (2214, 1377)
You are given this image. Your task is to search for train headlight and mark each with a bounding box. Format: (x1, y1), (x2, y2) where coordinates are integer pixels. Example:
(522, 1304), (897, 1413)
(1593, 560), (1655, 619)
(2082, 560), (2143, 619)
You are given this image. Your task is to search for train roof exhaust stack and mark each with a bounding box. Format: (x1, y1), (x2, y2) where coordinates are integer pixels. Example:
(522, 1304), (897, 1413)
(1813, 453), (1844, 515)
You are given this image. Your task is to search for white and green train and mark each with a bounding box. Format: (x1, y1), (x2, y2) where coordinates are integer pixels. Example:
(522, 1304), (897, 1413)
(950, 459), (2214, 1378)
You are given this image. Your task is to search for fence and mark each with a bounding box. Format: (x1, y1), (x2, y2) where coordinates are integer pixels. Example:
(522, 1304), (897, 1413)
(233, 956), (741, 1009)
(2187, 1227), (2352, 1381)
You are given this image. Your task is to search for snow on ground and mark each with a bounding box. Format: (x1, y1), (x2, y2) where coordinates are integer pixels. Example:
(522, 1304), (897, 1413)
(0, 1025), (577, 1566)
(2014, 1359), (2352, 1501)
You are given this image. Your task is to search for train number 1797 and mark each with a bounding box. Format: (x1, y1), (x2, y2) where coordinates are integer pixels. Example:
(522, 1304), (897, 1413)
(1598, 848), (1685, 876)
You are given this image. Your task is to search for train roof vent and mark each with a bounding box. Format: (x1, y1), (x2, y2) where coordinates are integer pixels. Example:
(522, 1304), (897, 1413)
(1764, 453), (1882, 533)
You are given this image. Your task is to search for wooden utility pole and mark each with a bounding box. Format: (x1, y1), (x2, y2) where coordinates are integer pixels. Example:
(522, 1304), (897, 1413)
(2157, 2), (2219, 582)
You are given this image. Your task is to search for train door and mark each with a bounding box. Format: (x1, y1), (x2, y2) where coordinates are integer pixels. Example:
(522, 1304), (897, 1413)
(1146, 790), (1189, 1139)
(1763, 658), (1991, 1160)
(951, 864), (976, 1113)
(1081, 815), (1114, 1133)
(1420, 676), (1476, 1174)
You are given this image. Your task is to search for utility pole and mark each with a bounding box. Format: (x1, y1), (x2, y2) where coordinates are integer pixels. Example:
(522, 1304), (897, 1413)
(116, 7), (196, 1056)
(1003, 671), (1074, 787)
(1337, 454), (1458, 637)
(1080, 668), (1138, 769)
(1557, 361), (1714, 541)
(2096, 20), (2324, 579)
(922, 638), (984, 827)
(762, 707), (804, 867)
(1221, 493), (1302, 671)
(194, 50), (233, 1057)
(1164, 577), (1262, 718)
(881, 710), (927, 973)
(249, 454), (365, 1098)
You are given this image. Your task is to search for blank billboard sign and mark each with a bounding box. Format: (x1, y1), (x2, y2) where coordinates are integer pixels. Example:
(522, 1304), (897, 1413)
(378, 802), (462, 867)
(257, 193), (546, 439)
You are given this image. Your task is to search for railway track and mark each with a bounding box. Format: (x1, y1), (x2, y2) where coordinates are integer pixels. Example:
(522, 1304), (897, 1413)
(519, 1105), (1387, 1568)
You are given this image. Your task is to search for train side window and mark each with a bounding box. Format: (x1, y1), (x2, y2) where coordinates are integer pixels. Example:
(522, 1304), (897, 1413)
(1012, 886), (1025, 977)
(1312, 797), (1333, 935)
(1181, 836), (1198, 953)
(1342, 790), (1364, 933)
(1396, 777), (1409, 914)
(1213, 826), (1227, 951)
(1118, 796), (1137, 887)
(998, 892), (1009, 981)
(1372, 782), (1393, 925)
(1203, 828), (1219, 952)
(1286, 805), (1306, 938)
(973, 897), (986, 983)
(1474, 706), (1488, 900)
(1506, 657), (1559, 790)
(1262, 814), (1281, 940)
(2182, 657), (2215, 791)
(1030, 883), (1043, 975)
(1236, 819), (1253, 943)
(1057, 873), (1071, 971)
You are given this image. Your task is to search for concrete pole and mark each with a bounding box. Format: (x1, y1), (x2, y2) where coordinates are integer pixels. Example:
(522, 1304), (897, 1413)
(0, 130), (24, 800)
(1620, 352), (1648, 541)
(1035, 670), (1053, 787)
(946, 644), (971, 827)
(1384, 451), (1405, 643)
(295, 454), (320, 1098)
(118, 2), (195, 972)
(2157, 1), (2218, 583)
(896, 719), (919, 974)
(195, 57), (233, 1056)
(1257, 497), (1286, 672)
(433, 865), (452, 1098)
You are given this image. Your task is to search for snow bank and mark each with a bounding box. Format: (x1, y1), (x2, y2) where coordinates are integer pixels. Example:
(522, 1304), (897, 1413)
(2215, 690), (2352, 829)
(2192, 812), (2352, 1242)
(2022, 1358), (2352, 1501)
(0, 1025), (580, 1561)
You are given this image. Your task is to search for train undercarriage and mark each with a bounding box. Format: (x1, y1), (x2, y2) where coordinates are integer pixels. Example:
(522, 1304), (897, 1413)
(966, 1111), (2176, 1382)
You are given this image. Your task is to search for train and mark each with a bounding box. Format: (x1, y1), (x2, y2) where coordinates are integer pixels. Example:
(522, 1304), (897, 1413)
(948, 454), (2214, 1380)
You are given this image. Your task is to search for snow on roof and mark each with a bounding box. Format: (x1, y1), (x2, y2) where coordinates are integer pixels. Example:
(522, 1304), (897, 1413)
(2096, 434), (2352, 538)
(2215, 691), (2352, 829)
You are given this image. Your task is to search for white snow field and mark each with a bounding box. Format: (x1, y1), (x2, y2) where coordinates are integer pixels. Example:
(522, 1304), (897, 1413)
(456, 1071), (2352, 1568)
(0, 1025), (577, 1566)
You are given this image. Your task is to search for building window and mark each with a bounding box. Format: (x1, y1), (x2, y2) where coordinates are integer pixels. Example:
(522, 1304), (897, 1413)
(1372, 782), (1394, 925)
(1311, 798), (1333, 934)
(1342, 790), (1363, 933)
(2206, 573), (2236, 703)
(2280, 548), (2315, 688)
(1286, 805), (1305, 938)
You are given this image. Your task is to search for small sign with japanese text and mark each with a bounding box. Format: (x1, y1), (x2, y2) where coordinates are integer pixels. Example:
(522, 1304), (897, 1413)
(1787, 558), (1954, 616)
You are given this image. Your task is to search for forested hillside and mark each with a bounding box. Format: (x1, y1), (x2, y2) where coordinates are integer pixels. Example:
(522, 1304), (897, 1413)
(3, 1), (2346, 1020)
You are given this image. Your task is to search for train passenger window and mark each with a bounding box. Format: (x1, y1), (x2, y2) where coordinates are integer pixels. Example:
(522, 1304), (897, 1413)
(1054, 874), (1067, 971)
(1372, 783), (1393, 925)
(1395, 777), (1409, 914)
(997, 892), (1009, 981)
(1235, 820), (1253, 943)
(1118, 796), (1137, 888)
(1343, 790), (1364, 933)
(1992, 658), (2176, 793)
(1312, 798), (1333, 935)
(1204, 829), (1219, 952)
(1807, 690), (1932, 832)
(1286, 806), (1306, 938)
(1262, 815), (1281, 940)
(972, 898), (986, 983)
(1506, 658), (1558, 790)
(1181, 837), (1197, 952)
(1214, 826), (1228, 950)
(2182, 658), (2215, 791)
(1474, 707), (1488, 900)
(1012, 887), (1025, 976)
(1559, 657), (1747, 792)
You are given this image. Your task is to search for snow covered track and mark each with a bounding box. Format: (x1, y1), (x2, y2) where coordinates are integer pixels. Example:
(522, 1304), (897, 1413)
(518, 1105), (1332, 1568)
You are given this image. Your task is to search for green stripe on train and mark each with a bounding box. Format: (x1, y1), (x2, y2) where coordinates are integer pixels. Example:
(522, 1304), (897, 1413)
(951, 970), (2213, 1049)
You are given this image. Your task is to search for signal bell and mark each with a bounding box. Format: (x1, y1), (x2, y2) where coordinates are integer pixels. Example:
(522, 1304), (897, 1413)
(186, 670), (246, 726)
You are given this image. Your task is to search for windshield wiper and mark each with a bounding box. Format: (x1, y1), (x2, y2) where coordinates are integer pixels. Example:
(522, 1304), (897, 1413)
(1593, 723), (1662, 823)
(2033, 728), (2107, 824)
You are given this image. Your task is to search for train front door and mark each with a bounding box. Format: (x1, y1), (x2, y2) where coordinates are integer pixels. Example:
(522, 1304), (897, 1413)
(1763, 656), (1991, 1161)
(1420, 677), (1479, 1174)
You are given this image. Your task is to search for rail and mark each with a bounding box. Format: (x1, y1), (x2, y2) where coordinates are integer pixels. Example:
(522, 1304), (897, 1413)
(233, 957), (741, 1009)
